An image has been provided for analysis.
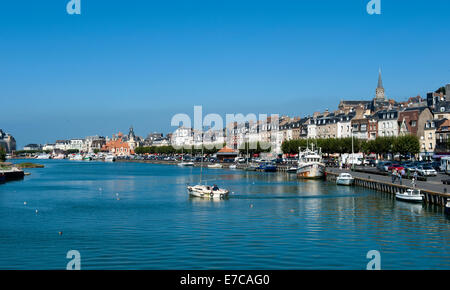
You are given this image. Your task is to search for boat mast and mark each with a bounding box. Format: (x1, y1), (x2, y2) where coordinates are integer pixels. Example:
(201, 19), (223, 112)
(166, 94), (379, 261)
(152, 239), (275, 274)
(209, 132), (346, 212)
(200, 138), (203, 184)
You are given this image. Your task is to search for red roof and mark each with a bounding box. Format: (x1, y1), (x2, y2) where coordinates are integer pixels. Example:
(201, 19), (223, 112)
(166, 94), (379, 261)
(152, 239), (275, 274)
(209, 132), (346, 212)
(217, 146), (236, 153)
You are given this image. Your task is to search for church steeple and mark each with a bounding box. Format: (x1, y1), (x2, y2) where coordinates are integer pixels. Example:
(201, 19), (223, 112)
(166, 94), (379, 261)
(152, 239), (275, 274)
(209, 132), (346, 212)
(375, 68), (385, 101)
(377, 68), (383, 89)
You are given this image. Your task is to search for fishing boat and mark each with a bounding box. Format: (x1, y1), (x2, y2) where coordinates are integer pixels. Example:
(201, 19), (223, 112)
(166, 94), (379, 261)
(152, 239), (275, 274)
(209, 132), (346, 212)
(208, 164), (223, 169)
(336, 173), (354, 186)
(395, 188), (423, 203)
(296, 145), (325, 179)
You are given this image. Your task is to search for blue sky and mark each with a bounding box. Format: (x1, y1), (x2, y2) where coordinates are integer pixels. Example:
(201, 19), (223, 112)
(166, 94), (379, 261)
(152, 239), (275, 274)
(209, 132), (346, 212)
(1, 0), (449, 148)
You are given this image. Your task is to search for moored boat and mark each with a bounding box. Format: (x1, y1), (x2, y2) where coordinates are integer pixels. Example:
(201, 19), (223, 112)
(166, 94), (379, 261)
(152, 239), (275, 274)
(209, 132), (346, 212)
(287, 166), (298, 173)
(445, 201), (450, 216)
(395, 188), (423, 203)
(208, 164), (223, 169)
(178, 162), (194, 167)
(336, 173), (354, 186)
(36, 154), (51, 160)
(296, 145), (325, 179)
(105, 154), (116, 162)
(257, 162), (277, 172)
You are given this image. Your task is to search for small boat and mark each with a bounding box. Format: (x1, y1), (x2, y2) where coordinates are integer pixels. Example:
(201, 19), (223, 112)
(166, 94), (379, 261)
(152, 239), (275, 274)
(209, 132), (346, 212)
(287, 167), (298, 173)
(70, 154), (83, 161)
(208, 164), (223, 169)
(445, 201), (450, 216)
(257, 162), (277, 172)
(229, 164), (237, 169)
(336, 173), (354, 186)
(105, 154), (116, 162)
(187, 184), (229, 199)
(395, 188), (423, 203)
(53, 154), (66, 160)
(178, 162), (194, 167)
(36, 154), (51, 160)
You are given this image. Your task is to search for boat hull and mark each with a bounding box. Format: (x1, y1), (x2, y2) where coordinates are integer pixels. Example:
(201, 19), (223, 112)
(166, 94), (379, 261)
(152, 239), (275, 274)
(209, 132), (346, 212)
(395, 193), (423, 203)
(297, 164), (325, 179)
(187, 185), (229, 199)
(445, 205), (450, 215)
(336, 178), (354, 186)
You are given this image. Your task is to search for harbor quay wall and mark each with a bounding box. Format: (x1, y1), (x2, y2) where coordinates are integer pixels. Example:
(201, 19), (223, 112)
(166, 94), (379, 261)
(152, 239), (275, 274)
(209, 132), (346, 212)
(325, 171), (449, 207)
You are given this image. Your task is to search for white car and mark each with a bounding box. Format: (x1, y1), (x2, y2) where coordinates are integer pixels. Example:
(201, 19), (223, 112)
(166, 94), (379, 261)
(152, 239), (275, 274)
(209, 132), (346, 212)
(416, 165), (437, 176)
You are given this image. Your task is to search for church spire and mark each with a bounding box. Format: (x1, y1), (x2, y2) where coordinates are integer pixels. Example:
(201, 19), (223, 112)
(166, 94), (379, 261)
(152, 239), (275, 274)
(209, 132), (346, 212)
(377, 68), (383, 89)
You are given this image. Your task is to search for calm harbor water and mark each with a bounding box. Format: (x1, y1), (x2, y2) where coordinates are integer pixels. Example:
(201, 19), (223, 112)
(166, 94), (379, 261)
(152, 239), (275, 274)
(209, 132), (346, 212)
(0, 159), (449, 269)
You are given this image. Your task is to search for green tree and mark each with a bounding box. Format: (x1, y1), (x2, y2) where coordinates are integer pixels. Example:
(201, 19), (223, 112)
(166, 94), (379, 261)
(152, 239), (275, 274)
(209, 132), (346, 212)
(392, 135), (420, 157)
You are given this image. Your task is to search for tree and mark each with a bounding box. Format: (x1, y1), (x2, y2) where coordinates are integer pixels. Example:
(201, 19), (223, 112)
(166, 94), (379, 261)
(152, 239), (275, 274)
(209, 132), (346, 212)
(0, 147), (6, 162)
(392, 135), (420, 157)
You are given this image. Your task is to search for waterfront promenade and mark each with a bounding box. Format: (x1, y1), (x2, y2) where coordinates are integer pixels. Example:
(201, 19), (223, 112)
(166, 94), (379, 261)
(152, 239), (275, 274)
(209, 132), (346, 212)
(326, 167), (450, 207)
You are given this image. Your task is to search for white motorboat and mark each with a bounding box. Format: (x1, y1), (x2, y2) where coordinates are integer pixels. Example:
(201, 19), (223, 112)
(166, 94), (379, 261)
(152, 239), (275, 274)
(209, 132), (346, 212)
(53, 154), (65, 160)
(445, 201), (450, 216)
(229, 164), (237, 169)
(208, 164), (223, 169)
(178, 162), (194, 167)
(395, 188), (423, 203)
(105, 154), (116, 162)
(287, 166), (298, 173)
(187, 184), (229, 199)
(187, 143), (229, 199)
(36, 154), (51, 160)
(336, 173), (354, 186)
(296, 145), (325, 179)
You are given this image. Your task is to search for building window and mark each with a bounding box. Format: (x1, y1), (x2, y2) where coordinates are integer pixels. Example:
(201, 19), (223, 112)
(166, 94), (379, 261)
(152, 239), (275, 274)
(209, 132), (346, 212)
(429, 143), (433, 150)
(411, 121), (417, 127)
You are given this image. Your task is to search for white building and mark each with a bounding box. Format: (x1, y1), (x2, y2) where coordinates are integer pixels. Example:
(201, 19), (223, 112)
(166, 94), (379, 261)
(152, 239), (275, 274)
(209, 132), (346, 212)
(377, 110), (399, 137)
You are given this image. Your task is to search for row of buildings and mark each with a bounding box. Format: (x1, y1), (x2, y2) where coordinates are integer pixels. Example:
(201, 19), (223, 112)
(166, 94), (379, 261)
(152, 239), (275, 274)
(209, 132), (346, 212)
(23, 127), (172, 156)
(170, 70), (450, 157)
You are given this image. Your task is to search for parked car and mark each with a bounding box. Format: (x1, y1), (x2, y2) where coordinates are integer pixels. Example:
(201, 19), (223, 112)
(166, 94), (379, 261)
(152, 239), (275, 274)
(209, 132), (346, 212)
(403, 164), (418, 173)
(416, 165), (437, 176)
(388, 164), (404, 172)
(377, 161), (393, 172)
